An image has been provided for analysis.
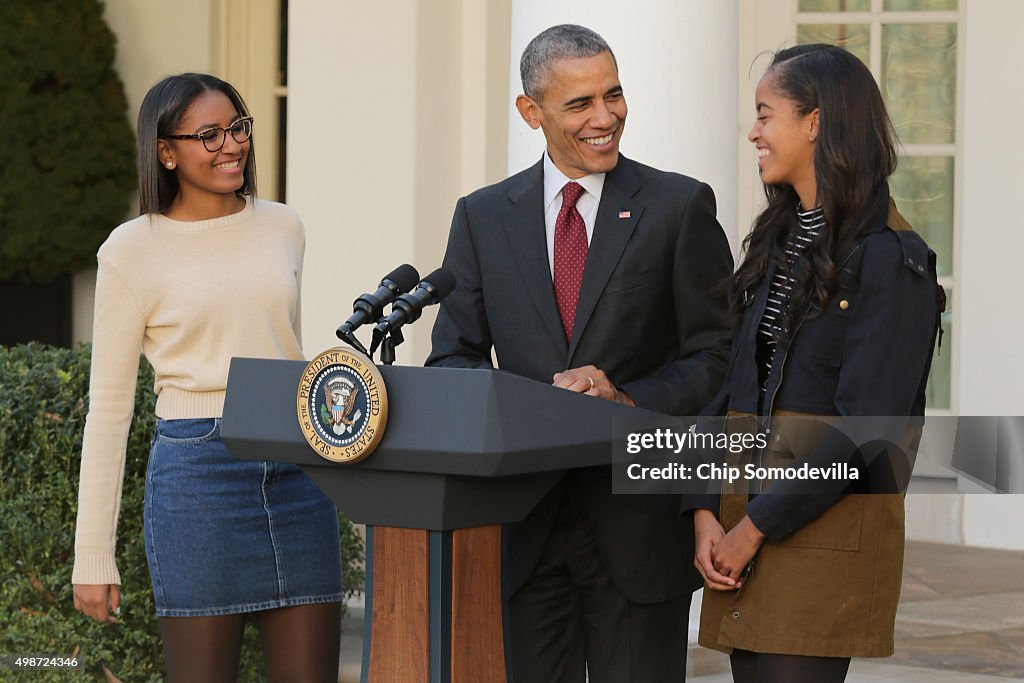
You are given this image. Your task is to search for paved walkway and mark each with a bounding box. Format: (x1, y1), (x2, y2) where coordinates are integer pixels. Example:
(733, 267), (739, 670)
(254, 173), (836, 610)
(339, 540), (1024, 682)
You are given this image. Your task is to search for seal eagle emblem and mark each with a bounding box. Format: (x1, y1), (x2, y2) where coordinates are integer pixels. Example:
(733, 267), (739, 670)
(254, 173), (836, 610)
(297, 348), (388, 463)
(323, 376), (361, 435)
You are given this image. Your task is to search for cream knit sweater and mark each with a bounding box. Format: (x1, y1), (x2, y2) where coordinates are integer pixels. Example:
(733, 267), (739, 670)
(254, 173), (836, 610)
(72, 198), (305, 585)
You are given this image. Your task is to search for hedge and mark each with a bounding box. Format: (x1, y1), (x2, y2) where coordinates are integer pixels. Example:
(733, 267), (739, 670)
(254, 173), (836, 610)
(0, 1), (136, 284)
(0, 343), (364, 681)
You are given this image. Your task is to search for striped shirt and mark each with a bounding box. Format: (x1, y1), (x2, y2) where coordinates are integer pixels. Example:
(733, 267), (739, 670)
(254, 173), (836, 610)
(757, 205), (825, 395)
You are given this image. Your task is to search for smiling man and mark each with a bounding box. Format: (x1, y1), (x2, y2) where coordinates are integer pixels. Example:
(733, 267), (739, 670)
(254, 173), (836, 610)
(427, 24), (734, 682)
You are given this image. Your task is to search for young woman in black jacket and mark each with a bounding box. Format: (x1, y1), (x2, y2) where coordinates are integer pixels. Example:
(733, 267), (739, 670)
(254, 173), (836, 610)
(690, 44), (941, 683)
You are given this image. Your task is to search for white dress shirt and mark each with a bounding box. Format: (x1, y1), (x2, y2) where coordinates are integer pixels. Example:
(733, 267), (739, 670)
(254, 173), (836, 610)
(543, 152), (606, 278)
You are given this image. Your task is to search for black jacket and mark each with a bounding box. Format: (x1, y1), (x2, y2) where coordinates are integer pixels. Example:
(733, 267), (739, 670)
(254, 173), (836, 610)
(695, 190), (941, 539)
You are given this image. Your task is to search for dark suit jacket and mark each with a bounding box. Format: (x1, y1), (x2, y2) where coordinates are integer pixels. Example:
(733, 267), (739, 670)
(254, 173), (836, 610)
(426, 155), (734, 603)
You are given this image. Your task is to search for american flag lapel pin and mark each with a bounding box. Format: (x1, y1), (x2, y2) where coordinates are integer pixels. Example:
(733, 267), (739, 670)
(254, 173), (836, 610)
(618, 210), (631, 219)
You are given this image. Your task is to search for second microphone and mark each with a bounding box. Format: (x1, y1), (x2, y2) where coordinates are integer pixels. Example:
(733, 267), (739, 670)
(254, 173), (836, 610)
(371, 268), (456, 353)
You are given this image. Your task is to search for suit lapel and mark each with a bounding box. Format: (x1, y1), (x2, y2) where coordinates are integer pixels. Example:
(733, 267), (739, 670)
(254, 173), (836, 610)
(567, 157), (644, 363)
(501, 160), (568, 355)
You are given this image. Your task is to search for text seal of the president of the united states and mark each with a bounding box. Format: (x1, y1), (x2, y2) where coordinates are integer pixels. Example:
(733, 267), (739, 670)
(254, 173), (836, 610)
(297, 347), (388, 463)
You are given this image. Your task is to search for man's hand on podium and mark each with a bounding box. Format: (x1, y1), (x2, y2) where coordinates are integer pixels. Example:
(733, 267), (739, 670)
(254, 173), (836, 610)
(552, 365), (636, 406)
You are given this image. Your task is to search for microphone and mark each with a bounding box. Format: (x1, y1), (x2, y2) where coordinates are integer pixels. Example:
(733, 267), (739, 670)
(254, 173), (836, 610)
(336, 264), (420, 339)
(370, 268), (456, 352)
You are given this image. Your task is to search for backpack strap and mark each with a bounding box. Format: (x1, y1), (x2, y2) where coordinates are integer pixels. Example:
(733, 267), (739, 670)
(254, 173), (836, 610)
(888, 198), (946, 353)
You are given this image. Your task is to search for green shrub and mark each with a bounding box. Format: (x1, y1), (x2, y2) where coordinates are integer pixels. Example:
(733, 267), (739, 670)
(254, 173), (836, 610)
(0, 1), (136, 284)
(0, 343), (364, 681)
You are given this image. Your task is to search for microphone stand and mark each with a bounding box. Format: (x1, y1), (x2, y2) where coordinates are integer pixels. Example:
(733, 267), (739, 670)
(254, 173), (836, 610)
(375, 328), (404, 366)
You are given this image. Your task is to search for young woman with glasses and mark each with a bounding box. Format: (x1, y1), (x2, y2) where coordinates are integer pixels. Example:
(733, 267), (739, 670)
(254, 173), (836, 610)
(72, 73), (343, 682)
(686, 45), (941, 682)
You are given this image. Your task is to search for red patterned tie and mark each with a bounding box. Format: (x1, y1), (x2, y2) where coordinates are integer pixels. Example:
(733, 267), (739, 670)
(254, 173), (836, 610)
(553, 181), (588, 339)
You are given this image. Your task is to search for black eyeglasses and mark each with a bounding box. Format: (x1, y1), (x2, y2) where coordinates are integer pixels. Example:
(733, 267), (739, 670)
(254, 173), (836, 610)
(166, 116), (254, 152)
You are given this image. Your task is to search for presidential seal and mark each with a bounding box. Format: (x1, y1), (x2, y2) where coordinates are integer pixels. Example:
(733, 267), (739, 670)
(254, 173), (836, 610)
(297, 348), (388, 463)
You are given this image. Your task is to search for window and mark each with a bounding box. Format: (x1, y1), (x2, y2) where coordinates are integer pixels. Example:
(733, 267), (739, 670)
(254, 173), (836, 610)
(795, 0), (961, 410)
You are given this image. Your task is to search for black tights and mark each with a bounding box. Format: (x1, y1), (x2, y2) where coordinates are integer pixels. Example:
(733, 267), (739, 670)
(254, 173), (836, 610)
(158, 602), (341, 683)
(730, 648), (851, 683)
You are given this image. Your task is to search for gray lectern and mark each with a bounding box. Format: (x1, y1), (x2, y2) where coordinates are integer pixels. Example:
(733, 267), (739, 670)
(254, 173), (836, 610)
(222, 358), (653, 683)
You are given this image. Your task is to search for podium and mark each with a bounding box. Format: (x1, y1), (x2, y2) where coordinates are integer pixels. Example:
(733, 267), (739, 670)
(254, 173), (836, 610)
(222, 358), (654, 682)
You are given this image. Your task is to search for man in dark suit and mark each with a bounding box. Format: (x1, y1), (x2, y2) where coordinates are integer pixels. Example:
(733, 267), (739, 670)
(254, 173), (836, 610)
(427, 24), (733, 683)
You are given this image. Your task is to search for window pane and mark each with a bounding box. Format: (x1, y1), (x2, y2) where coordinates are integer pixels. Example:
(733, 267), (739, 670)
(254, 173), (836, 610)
(882, 23), (957, 144)
(926, 291), (952, 410)
(796, 24), (870, 66)
(890, 156), (954, 277)
(885, 0), (957, 10)
(799, 0), (870, 11)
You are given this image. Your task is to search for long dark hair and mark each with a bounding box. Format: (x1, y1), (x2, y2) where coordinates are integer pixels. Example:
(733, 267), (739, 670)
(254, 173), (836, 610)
(731, 44), (897, 325)
(136, 73), (257, 214)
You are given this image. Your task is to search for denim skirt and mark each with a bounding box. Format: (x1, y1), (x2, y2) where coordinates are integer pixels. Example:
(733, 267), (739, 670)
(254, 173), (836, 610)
(144, 418), (344, 617)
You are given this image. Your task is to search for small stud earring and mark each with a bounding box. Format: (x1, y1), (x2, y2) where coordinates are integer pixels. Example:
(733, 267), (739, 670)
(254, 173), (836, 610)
(165, 161), (174, 168)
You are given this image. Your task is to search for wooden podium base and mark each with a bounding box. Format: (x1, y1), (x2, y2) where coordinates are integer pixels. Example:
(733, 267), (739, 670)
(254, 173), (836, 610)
(363, 525), (508, 682)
